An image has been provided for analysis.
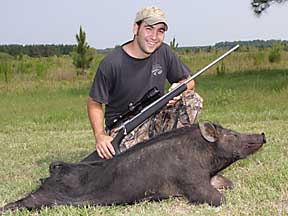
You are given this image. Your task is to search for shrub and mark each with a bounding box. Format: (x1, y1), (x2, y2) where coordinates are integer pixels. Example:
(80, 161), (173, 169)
(253, 50), (265, 66)
(0, 61), (10, 82)
(216, 61), (226, 76)
(268, 42), (283, 63)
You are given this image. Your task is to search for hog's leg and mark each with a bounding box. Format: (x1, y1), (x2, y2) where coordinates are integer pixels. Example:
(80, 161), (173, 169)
(181, 183), (225, 207)
(0, 199), (29, 213)
(0, 188), (59, 214)
(210, 174), (234, 190)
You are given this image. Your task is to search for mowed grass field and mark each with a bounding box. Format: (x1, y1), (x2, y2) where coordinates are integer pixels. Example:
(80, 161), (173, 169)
(0, 68), (287, 215)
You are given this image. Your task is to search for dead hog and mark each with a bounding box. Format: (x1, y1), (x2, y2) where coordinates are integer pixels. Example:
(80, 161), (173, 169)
(0, 121), (266, 213)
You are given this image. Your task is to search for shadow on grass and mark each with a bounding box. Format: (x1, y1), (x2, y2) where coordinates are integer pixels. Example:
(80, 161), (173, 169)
(36, 150), (91, 166)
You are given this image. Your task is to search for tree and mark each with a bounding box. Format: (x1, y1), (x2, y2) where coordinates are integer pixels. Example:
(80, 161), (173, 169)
(251, 0), (288, 14)
(169, 37), (179, 51)
(72, 26), (94, 75)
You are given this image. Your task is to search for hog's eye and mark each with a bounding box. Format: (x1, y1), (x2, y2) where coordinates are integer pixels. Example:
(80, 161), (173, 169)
(225, 134), (238, 142)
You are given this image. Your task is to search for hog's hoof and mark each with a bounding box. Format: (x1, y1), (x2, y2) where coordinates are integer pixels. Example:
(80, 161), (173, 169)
(210, 174), (234, 190)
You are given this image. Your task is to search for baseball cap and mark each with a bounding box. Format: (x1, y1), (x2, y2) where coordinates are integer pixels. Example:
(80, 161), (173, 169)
(135, 6), (168, 31)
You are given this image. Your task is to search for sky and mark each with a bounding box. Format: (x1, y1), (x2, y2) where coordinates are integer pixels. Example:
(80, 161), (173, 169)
(1, 0), (288, 49)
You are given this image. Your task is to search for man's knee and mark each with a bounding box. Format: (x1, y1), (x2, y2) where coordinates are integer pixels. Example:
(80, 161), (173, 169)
(181, 90), (203, 124)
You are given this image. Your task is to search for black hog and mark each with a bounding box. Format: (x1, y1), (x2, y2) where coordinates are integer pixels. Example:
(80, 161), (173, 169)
(0, 121), (266, 213)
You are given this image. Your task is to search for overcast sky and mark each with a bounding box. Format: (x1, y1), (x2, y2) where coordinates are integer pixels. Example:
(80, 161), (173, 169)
(1, 0), (287, 49)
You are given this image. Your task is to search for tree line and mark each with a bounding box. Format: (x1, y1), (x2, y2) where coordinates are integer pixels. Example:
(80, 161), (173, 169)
(0, 44), (75, 57)
(215, 40), (288, 49)
(1, 39), (288, 59)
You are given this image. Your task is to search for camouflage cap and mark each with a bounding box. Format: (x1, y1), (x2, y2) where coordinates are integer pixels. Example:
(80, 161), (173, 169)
(135, 6), (168, 31)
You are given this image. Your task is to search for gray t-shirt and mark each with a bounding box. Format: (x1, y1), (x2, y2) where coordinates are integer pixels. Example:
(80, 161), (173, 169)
(89, 42), (190, 129)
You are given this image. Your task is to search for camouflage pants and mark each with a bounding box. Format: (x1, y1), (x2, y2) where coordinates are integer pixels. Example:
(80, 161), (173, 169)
(109, 90), (203, 153)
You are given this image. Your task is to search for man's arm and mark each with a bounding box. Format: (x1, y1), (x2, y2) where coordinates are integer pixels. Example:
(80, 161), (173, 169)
(186, 79), (195, 91)
(87, 97), (115, 159)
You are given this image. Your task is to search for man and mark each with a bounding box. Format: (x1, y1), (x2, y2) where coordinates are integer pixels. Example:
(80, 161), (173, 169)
(87, 6), (202, 160)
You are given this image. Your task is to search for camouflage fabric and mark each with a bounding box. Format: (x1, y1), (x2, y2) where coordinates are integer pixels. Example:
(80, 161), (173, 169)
(109, 90), (203, 152)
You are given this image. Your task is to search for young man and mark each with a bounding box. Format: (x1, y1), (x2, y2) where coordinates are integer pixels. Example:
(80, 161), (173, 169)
(87, 6), (202, 160)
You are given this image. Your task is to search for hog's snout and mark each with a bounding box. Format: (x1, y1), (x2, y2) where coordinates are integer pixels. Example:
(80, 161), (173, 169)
(261, 133), (266, 144)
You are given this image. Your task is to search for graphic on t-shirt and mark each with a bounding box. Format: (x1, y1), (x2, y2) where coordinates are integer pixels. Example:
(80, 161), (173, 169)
(151, 64), (163, 76)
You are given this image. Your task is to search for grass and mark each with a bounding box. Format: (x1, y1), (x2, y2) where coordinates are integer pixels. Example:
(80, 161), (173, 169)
(0, 68), (288, 215)
(197, 69), (288, 123)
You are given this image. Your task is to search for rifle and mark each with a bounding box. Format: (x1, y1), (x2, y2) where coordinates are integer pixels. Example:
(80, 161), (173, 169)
(109, 87), (161, 129)
(81, 45), (239, 162)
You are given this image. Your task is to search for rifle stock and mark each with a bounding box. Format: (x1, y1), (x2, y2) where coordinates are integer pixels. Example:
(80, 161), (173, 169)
(111, 128), (124, 154)
(81, 44), (239, 161)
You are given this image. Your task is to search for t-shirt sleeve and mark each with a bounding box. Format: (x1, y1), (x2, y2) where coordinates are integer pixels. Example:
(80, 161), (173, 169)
(166, 47), (190, 83)
(89, 66), (110, 104)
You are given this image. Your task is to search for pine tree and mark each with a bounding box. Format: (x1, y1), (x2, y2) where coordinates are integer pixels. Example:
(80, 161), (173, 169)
(169, 37), (179, 51)
(72, 26), (94, 75)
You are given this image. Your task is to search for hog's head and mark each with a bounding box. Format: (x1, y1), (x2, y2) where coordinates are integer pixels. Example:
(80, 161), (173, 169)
(199, 121), (266, 160)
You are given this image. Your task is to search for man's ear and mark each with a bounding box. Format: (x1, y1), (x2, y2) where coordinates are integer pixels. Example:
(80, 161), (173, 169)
(133, 23), (139, 35)
(199, 121), (218, 142)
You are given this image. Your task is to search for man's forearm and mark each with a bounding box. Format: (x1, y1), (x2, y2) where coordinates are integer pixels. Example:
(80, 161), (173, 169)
(87, 97), (116, 158)
(87, 97), (106, 138)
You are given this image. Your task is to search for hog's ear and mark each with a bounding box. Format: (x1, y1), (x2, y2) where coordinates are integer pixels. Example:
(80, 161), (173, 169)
(199, 121), (218, 142)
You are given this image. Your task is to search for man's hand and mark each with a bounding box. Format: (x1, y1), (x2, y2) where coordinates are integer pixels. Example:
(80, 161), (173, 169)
(95, 134), (115, 159)
(167, 95), (182, 106)
(167, 83), (182, 106)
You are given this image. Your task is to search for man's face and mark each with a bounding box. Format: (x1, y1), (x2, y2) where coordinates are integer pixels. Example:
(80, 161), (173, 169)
(134, 21), (166, 57)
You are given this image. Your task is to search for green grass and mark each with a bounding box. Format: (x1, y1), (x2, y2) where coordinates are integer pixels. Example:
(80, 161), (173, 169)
(197, 69), (288, 124)
(0, 69), (288, 215)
